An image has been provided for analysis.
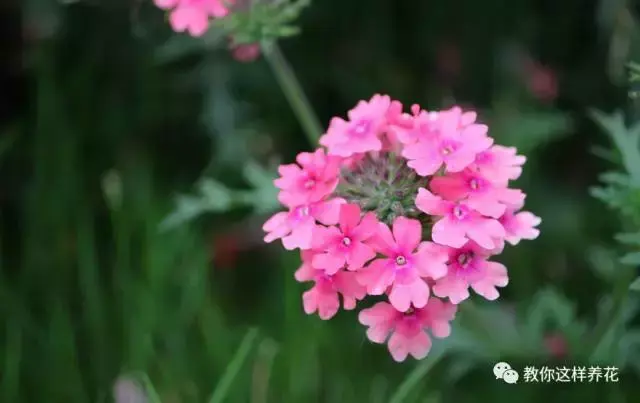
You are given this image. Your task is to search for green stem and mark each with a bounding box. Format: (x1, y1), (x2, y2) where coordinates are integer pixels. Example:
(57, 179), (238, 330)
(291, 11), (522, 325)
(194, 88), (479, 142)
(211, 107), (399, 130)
(588, 268), (635, 355)
(263, 41), (324, 145)
(208, 328), (260, 403)
(388, 344), (447, 403)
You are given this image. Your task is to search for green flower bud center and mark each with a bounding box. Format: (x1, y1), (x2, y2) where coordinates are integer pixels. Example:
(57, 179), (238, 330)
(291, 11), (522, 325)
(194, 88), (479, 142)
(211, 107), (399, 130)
(334, 152), (430, 226)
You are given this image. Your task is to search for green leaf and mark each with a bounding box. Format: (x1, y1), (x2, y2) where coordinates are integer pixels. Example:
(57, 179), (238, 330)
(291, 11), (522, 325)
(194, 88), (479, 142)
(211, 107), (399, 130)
(489, 110), (572, 153)
(238, 161), (280, 214)
(207, 328), (260, 403)
(588, 245), (619, 281)
(590, 109), (640, 184)
(615, 231), (640, 245)
(620, 251), (640, 265)
(155, 22), (229, 63)
(630, 277), (640, 291)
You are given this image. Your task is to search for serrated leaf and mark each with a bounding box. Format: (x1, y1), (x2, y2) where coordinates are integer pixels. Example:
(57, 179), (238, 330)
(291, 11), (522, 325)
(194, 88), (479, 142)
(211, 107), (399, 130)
(630, 277), (640, 291)
(620, 251), (640, 265)
(590, 109), (640, 184)
(599, 171), (632, 186)
(197, 179), (234, 210)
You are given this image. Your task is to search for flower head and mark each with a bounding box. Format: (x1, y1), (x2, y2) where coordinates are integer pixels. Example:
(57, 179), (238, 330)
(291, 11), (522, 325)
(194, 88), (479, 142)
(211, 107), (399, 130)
(263, 95), (539, 361)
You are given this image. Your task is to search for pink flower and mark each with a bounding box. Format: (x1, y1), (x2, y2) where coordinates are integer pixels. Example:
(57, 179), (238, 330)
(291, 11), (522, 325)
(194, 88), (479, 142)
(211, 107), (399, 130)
(403, 107), (492, 176)
(432, 242), (509, 304)
(260, 94), (540, 362)
(387, 102), (427, 144)
(320, 94), (391, 157)
(429, 170), (526, 218)
(296, 251), (366, 319)
(169, 5), (210, 36)
(231, 42), (261, 63)
(524, 61), (558, 103)
(312, 204), (379, 274)
(357, 217), (448, 312)
(274, 149), (341, 206)
(262, 198), (344, 250)
(499, 206), (541, 245)
(544, 332), (568, 358)
(415, 188), (505, 249)
(156, 0), (233, 37)
(358, 299), (457, 362)
(471, 145), (526, 185)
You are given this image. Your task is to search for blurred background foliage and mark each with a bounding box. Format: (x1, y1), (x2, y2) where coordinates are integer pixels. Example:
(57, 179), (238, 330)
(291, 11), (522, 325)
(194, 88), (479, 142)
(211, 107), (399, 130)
(3, 0), (640, 402)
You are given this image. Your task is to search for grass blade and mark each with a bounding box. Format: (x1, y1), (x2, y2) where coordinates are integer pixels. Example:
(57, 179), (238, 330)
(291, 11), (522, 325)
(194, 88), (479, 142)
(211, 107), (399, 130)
(207, 328), (260, 403)
(388, 343), (447, 403)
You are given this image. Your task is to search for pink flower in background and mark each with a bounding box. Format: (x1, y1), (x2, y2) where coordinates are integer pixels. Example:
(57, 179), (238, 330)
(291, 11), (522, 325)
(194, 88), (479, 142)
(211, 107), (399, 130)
(524, 60), (558, 103)
(320, 94), (391, 157)
(295, 251), (366, 319)
(113, 376), (147, 403)
(262, 198), (344, 250)
(263, 95), (539, 362)
(432, 242), (509, 304)
(415, 188), (505, 249)
(155, 0), (233, 37)
(358, 299), (456, 362)
(356, 217), (448, 312)
(544, 332), (568, 358)
(231, 42), (261, 63)
(275, 148), (341, 206)
(312, 203), (379, 274)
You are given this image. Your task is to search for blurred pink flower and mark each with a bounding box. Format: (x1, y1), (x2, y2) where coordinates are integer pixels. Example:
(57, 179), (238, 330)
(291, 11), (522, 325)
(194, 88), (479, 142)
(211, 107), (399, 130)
(231, 43), (261, 62)
(524, 59), (558, 103)
(544, 332), (568, 358)
(155, 0), (233, 37)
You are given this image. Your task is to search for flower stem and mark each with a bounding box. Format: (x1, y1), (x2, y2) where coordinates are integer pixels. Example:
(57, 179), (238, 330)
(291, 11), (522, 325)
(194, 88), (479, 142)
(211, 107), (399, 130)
(588, 268), (635, 356)
(262, 41), (324, 145)
(388, 343), (447, 403)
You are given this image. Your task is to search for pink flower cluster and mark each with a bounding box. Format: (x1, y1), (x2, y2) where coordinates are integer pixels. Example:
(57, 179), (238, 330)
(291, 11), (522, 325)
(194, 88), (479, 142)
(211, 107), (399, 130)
(154, 0), (233, 37)
(263, 95), (541, 362)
